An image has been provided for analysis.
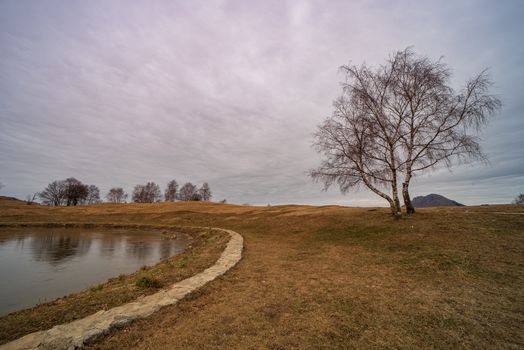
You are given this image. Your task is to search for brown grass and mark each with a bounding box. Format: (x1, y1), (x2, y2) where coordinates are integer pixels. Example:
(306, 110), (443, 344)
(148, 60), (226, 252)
(0, 198), (523, 349)
(0, 205), (228, 344)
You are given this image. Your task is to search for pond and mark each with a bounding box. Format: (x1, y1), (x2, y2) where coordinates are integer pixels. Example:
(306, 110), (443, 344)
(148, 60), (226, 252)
(0, 227), (189, 316)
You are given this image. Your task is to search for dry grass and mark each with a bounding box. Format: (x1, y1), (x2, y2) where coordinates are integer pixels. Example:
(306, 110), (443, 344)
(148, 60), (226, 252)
(0, 201), (228, 344)
(0, 198), (523, 349)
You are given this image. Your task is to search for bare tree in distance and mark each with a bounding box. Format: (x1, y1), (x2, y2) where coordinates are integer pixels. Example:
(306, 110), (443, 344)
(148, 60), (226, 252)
(132, 182), (162, 203)
(63, 178), (89, 206)
(106, 187), (128, 203)
(178, 182), (200, 201)
(514, 193), (524, 205)
(164, 180), (178, 202)
(25, 193), (38, 205)
(311, 48), (501, 218)
(86, 185), (101, 204)
(39, 180), (66, 206)
(199, 182), (212, 201)
(0, 182), (4, 192)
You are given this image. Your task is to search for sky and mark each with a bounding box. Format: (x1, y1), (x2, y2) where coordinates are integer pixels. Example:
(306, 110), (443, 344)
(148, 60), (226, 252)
(0, 0), (523, 206)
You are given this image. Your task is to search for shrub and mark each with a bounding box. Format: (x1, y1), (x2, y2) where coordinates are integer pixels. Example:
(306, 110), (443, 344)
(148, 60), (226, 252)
(135, 276), (162, 289)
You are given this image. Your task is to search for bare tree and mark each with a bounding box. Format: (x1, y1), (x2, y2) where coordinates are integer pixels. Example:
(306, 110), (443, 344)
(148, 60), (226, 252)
(311, 48), (501, 217)
(164, 180), (178, 202)
(389, 49), (501, 213)
(513, 194), (524, 205)
(63, 178), (89, 206)
(132, 182), (162, 203)
(198, 182), (212, 201)
(39, 180), (66, 206)
(86, 185), (101, 204)
(178, 182), (200, 201)
(25, 193), (38, 205)
(106, 187), (128, 203)
(0, 182), (4, 192)
(311, 98), (403, 217)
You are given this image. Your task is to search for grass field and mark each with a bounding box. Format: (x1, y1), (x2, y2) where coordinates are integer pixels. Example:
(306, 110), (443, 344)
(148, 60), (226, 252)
(0, 198), (523, 349)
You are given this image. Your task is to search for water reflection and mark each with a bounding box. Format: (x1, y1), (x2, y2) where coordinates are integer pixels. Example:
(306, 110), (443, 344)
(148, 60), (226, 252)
(0, 227), (188, 316)
(159, 240), (177, 260)
(100, 238), (118, 258)
(125, 240), (152, 261)
(30, 235), (92, 265)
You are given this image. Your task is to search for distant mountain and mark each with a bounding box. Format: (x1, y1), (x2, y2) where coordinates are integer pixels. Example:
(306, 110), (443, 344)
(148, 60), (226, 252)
(411, 194), (464, 208)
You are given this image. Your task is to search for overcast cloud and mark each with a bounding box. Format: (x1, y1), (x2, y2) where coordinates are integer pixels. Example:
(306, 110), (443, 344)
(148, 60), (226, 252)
(1, 0), (523, 206)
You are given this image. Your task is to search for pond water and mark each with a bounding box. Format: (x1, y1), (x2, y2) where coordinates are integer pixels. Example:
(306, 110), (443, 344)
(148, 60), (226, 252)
(0, 227), (189, 316)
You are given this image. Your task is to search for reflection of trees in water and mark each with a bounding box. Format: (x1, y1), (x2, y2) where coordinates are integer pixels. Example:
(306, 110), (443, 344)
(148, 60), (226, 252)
(100, 238), (118, 258)
(30, 234), (91, 265)
(125, 240), (153, 261)
(159, 240), (175, 260)
(0, 233), (25, 247)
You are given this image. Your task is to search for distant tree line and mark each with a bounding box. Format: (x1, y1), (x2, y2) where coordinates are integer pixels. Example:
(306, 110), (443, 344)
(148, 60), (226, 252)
(37, 178), (212, 206)
(38, 178), (100, 206)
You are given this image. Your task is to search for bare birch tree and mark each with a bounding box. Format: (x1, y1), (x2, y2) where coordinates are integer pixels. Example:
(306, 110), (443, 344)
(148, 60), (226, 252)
(86, 185), (101, 204)
(164, 180), (178, 202)
(178, 182), (200, 201)
(199, 183), (212, 201)
(106, 187), (128, 203)
(310, 96), (404, 217)
(132, 182), (162, 203)
(63, 178), (89, 206)
(311, 48), (501, 217)
(26, 193), (37, 205)
(389, 49), (501, 213)
(39, 180), (66, 206)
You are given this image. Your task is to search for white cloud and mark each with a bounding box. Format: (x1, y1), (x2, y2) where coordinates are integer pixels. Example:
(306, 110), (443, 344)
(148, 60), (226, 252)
(1, 0), (523, 205)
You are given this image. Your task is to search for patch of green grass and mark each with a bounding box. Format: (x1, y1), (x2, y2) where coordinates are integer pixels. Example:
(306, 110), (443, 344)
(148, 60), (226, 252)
(135, 276), (162, 289)
(177, 256), (189, 268)
(90, 284), (103, 292)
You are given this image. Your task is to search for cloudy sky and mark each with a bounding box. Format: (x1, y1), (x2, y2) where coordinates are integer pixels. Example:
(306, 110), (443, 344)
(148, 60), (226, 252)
(1, 0), (523, 206)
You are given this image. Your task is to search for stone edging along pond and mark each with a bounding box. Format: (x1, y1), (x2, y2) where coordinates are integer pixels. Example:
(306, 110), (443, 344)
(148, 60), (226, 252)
(0, 224), (244, 350)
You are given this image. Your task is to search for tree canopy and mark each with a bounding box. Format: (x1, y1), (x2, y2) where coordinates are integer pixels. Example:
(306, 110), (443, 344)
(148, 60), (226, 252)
(311, 48), (501, 217)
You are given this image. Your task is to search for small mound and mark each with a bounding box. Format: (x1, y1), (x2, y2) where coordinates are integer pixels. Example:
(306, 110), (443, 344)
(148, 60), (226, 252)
(412, 194), (464, 208)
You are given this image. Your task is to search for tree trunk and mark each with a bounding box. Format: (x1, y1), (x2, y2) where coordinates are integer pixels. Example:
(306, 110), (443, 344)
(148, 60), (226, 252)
(384, 196), (401, 219)
(402, 181), (415, 214)
(391, 167), (402, 219)
(361, 175), (401, 219)
(391, 185), (402, 219)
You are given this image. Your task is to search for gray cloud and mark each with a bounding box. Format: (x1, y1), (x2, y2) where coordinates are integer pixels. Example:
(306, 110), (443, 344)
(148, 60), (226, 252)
(1, 0), (523, 205)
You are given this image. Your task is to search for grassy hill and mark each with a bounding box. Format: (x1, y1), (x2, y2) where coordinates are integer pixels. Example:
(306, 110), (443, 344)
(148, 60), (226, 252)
(0, 200), (523, 349)
(0, 195), (28, 206)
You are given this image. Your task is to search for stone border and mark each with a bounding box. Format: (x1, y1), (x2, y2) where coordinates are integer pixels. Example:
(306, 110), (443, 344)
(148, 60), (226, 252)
(0, 227), (243, 350)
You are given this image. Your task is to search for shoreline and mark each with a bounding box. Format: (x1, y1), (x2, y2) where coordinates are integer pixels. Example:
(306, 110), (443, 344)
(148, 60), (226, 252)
(1, 227), (243, 350)
(0, 223), (230, 345)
